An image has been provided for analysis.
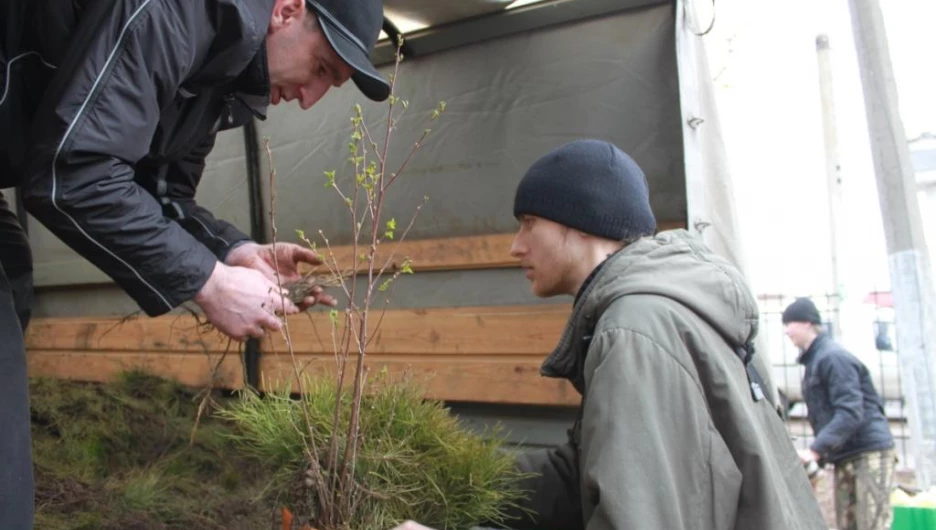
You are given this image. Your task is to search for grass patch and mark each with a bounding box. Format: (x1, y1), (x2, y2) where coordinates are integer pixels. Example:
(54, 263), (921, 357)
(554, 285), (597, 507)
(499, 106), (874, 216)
(31, 371), (274, 530)
(219, 374), (529, 530)
(31, 371), (529, 529)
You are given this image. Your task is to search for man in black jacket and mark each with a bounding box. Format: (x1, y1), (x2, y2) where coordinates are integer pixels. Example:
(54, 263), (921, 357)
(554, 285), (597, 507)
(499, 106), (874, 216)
(0, 0), (389, 526)
(783, 297), (896, 530)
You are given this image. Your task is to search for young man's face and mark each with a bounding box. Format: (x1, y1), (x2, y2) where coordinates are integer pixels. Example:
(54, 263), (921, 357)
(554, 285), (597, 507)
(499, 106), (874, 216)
(509, 215), (578, 297)
(784, 321), (816, 350)
(265, 0), (353, 109)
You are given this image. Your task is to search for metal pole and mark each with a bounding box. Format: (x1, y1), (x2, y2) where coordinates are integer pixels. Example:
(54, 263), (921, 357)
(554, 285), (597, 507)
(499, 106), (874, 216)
(848, 0), (936, 487)
(815, 34), (845, 336)
(243, 119), (265, 390)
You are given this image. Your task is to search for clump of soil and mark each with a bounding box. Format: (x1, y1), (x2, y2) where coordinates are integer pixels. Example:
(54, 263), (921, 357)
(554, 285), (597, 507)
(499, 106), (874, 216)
(283, 273), (347, 306)
(31, 371), (275, 530)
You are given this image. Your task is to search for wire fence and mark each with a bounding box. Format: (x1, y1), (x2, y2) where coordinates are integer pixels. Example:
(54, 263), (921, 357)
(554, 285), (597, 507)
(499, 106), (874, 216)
(757, 292), (913, 471)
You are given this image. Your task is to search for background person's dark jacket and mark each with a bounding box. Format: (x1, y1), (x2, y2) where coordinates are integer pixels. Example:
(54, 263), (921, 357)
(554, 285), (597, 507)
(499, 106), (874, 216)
(0, 0), (274, 315)
(799, 333), (894, 464)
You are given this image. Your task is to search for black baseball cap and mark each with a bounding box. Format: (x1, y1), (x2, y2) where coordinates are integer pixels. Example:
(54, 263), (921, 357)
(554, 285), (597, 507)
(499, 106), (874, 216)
(306, 0), (391, 101)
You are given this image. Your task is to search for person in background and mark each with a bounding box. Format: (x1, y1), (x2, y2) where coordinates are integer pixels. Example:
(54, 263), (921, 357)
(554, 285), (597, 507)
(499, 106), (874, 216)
(783, 297), (896, 530)
(0, 0), (389, 527)
(391, 139), (825, 530)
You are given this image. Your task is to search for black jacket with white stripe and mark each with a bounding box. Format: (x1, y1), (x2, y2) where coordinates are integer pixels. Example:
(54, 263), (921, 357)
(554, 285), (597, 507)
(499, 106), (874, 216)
(1, 0), (273, 315)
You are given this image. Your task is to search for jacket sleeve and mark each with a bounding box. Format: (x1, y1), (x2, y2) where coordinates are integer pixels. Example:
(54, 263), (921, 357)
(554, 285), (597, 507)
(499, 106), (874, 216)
(810, 355), (864, 457)
(161, 133), (252, 262)
(580, 328), (742, 530)
(21, 0), (217, 316)
(495, 440), (583, 530)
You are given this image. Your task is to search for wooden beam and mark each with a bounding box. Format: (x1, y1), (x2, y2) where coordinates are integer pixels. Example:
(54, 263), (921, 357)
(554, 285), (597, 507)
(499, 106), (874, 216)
(300, 224), (683, 275)
(24, 315), (235, 353)
(302, 233), (517, 275)
(258, 354), (580, 406)
(260, 304), (577, 405)
(261, 304), (571, 355)
(24, 304), (577, 405)
(27, 350), (243, 389)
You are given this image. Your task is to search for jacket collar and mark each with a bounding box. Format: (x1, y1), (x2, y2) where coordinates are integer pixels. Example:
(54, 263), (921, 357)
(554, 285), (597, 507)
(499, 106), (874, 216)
(541, 248), (626, 393)
(798, 332), (829, 365)
(225, 43), (271, 122)
(233, 42), (270, 97)
(573, 254), (612, 305)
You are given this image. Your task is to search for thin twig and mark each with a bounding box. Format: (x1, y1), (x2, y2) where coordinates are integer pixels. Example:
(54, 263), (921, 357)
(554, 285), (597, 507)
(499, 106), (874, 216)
(263, 139), (330, 518)
(384, 127), (431, 190)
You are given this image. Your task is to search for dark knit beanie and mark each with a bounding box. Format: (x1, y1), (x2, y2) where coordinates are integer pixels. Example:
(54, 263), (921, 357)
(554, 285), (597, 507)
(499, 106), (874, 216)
(782, 298), (822, 325)
(513, 139), (657, 241)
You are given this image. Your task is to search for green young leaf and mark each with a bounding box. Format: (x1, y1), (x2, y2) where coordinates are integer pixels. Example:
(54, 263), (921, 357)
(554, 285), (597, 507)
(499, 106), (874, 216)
(345, 197), (352, 207)
(351, 130), (362, 141)
(401, 259), (414, 275)
(402, 100), (409, 109)
(354, 103), (362, 115)
(384, 230), (394, 240)
(379, 278), (393, 292)
(359, 253), (368, 261)
(386, 218), (397, 231)
(295, 229), (306, 240)
(328, 309), (339, 326)
(324, 170), (336, 188)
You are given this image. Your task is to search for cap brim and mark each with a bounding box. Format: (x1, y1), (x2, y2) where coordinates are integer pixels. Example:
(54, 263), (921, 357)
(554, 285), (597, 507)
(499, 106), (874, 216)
(318, 19), (391, 102)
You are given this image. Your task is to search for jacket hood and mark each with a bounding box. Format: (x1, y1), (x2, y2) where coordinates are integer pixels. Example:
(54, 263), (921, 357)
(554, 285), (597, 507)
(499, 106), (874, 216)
(542, 229), (759, 386)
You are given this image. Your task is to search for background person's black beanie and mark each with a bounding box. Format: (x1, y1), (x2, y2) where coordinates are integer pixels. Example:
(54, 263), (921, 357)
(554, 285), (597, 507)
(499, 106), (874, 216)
(513, 139), (657, 241)
(782, 297), (822, 325)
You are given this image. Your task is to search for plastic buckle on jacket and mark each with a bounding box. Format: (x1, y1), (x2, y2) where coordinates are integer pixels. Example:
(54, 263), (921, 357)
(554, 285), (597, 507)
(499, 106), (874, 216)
(745, 364), (766, 402)
(750, 381), (765, 402)
(737, 343), (766, 402)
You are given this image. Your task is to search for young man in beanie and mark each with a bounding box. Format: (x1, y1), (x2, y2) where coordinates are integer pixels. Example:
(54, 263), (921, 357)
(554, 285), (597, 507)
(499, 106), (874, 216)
(392, 140), (825, 530)
(783, 297), (896, 530)
(0, 0), (387, 526)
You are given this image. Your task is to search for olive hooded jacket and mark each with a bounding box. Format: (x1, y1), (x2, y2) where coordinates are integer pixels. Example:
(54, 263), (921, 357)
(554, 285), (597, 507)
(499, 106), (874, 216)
(503, 230), (825, 530)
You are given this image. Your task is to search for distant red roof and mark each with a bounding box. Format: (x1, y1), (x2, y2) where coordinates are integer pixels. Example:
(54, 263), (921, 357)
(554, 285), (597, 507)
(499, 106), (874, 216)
(863, 291), (893, 307)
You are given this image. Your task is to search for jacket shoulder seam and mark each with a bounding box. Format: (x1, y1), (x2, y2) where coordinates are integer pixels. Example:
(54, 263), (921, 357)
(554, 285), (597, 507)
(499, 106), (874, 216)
(592, 326), (707, 399)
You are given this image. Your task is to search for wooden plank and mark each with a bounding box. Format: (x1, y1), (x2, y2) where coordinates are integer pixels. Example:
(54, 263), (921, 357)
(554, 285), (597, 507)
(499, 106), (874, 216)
(301, 233), (518, 275)
(27, 350), (244, 389)
(24, 304), (581, 405)
(258, 354), (580, 406)
(262, 304), (571, 355)
(25, 315), (235, 353)
(300, 224), (684, 275)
